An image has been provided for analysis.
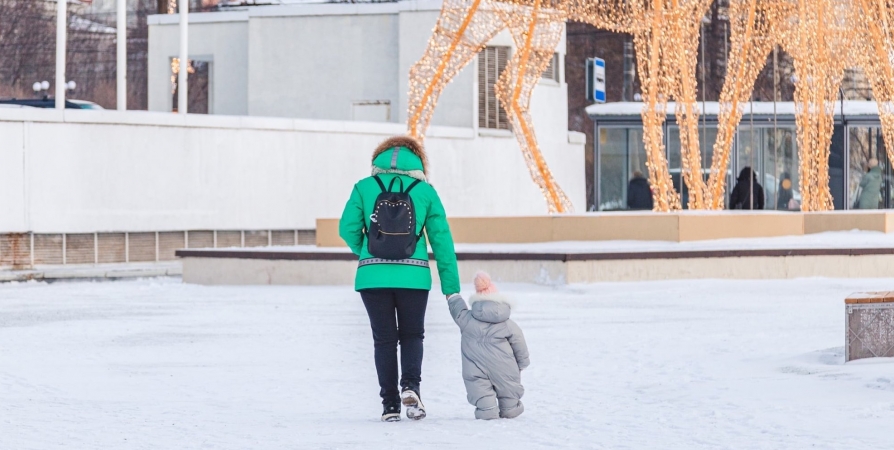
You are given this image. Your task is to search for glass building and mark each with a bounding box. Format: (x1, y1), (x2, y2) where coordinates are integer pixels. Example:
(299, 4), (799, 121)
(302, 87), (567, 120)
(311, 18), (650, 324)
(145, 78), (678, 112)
(587, 101), (893, 212)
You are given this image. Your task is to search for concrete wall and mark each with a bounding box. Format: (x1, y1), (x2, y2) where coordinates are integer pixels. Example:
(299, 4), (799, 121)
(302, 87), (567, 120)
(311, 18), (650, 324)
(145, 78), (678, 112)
(247, 12), (400, 120)
(148, 12), (249, 115)
(0, 109), (585, 234)
(180, 253), (894, 286)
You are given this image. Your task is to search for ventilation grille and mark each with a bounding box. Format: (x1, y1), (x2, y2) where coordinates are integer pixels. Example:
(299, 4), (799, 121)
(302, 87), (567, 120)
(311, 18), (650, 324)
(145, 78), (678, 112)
(478, 46), (510, 130)
(188, 231), (214, 249)
(244, 230), (269, 248)
(541, 53), (559, 82)
(0, 234), (30, 268)
(129, 232), (157, 262)
(66, 234), (96, 265)
(0, 229), (317, 268)
(271, 230), (296, 246)
(98, 233), (126, 264)
(158, 232), (185, 261)
(297, 230), (316, 245)
(33, 234), (64, 265)
(216, 231), (242, 248)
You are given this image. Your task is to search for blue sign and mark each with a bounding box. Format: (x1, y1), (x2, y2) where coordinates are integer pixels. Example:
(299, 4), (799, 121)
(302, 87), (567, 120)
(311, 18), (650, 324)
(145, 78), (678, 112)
(586, 58), (606, 103)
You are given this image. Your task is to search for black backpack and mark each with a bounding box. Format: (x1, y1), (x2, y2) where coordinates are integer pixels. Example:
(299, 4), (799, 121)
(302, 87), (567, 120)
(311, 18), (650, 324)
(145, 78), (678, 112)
(367, 175), (424, 260)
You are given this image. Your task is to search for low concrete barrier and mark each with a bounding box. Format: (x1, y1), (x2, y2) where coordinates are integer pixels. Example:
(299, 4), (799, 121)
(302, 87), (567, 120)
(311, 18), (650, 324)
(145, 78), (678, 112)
(178, 247), (894, 286)
(317, 211), (894, 247)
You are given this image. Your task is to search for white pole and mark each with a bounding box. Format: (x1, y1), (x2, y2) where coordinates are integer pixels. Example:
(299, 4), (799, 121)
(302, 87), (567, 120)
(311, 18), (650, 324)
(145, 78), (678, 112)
(178, 0), (189, 114)
(55, 0), (67, 110)
(117, 0), (127, 111)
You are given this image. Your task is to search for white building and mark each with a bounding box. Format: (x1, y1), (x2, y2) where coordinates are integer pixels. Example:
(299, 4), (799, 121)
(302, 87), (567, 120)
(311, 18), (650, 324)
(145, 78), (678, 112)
(146, 0), (571, 133)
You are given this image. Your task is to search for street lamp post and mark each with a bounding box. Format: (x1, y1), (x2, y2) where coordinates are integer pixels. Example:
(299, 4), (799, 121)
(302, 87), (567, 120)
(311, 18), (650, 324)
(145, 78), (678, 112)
(55, 0), (67, 110)
(117, 0), (127, 111)
(178, 0), (188, 114)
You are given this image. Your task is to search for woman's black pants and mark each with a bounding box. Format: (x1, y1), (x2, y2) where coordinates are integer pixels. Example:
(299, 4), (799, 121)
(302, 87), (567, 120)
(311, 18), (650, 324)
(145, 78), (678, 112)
(360, 288), (429, 405)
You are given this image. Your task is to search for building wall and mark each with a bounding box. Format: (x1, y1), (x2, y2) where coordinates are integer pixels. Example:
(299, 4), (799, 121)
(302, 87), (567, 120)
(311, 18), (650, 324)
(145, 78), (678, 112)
(148, 13), (249, 115)
(146, 2), (570, 131)
(0, 109), (585, 234)
(396, 8), (474, 128)
(247, 12), (400, 121)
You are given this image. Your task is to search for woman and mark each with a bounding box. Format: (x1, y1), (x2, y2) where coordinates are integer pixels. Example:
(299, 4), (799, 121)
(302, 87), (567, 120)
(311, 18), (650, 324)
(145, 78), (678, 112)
(339, 135), (460, 422)
(729, 166), (765, 210)
(626, 171), (654, 210)
(857, 158), (882, 209)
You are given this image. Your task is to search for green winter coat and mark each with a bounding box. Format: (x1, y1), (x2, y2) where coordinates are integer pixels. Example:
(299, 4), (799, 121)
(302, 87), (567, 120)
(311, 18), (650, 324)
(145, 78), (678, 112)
(339, 147), (460, 295)
(858, 166), (882, 209)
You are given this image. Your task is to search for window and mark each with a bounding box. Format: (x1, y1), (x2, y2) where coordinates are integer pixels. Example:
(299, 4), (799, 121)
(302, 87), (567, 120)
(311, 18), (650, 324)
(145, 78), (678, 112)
(478, 46), (510, 130)
(171, 58), (210, 114)
(541, 53), (559, 82)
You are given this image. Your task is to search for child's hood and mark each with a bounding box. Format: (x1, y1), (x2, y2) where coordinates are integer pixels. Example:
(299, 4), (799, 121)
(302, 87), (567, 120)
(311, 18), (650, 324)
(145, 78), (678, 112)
(469, 292), (513, 324)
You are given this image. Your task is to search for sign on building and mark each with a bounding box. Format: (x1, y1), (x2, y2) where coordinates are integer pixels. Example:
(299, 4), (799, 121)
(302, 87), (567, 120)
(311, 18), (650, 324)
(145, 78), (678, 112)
(586, 58), (606, 103)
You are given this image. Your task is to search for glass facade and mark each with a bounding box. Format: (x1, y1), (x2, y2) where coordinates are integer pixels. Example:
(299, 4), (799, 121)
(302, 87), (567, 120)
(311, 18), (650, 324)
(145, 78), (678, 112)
(735, 126), (800, 210)
(848, 127), (893, 209)
(593, 106), (887, 211)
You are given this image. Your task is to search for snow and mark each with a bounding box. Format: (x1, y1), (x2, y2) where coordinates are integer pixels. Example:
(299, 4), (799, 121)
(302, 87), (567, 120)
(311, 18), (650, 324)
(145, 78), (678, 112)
(204, 230), (894, 256)
(3, 277), (894, 449)
(585, 100), (885, 118)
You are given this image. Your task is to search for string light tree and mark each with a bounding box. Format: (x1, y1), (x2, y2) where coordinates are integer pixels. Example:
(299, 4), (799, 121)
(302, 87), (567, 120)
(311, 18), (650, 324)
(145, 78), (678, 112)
(851, 0), (894, 171)
(782, 0), (853, 211)
(707, 0), (793, 209)
(406, 0), (575, 213)
(570, 0), (718, 211)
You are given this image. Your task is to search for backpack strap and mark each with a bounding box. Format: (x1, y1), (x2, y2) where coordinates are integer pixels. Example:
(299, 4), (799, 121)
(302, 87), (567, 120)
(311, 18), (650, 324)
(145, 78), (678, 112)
(373, 175), (387, 193)
(386, 176), (404, 193)
(404, 179), (422, 194)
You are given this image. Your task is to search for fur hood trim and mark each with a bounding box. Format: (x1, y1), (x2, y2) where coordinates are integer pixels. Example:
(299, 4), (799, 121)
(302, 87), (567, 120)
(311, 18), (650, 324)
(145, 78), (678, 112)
(372, 135), (428, 176)
(371, 166), (427, 182)
(469, 292), (515, 309)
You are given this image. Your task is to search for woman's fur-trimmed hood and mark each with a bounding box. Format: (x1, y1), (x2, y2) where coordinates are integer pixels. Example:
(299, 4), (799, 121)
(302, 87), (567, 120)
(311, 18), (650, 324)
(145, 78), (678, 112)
(468, 292), (514, 324)
(371, 135), (429, 181)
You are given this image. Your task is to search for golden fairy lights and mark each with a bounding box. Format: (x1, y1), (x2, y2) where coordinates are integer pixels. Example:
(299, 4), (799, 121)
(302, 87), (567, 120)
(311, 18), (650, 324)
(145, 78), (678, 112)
(709, 0), (792, 209)
(407, 0), (573, 213)
(409, 0), (894, 212)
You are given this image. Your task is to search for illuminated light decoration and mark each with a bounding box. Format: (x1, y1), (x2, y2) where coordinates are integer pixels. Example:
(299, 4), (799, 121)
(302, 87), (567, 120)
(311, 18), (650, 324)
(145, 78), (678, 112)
(708, 0), (793, 209)
(410, 0), (891, 213)
(407, 0), (574, 213)
(782, 0), (851, 211)
(572, 0), (715, 211)
(494, 1), (575, 213)
(851, 0), (894, 175)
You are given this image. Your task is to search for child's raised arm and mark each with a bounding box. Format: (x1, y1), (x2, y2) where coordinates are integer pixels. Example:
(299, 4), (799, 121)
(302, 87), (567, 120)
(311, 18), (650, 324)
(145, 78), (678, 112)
(507, 320), (530, 371)
(447, 294), (472, 329)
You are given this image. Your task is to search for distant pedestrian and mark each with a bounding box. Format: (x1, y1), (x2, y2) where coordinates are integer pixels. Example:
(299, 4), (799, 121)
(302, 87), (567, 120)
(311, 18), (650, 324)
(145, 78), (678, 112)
(447, 272), (529, 420)
(776, 172), (798, 210)
(857, 158), (882, 209)
(729, 166), (764, 210)
(339, 135), (460, 422)
(627, 171), (654, 210)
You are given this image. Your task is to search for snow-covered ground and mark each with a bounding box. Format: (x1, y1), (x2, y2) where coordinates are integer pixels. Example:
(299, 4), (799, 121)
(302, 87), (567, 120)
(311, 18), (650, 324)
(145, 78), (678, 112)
(202, 231), (894, 255)
(3, 277), (894, 449)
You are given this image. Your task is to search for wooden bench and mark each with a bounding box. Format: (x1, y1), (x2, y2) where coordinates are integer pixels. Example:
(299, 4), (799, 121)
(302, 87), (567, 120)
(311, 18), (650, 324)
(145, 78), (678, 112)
(845, 292), (894, 362)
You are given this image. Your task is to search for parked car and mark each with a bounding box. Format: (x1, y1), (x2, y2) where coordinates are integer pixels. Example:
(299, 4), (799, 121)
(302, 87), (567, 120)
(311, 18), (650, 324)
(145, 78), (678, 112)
(0, 98), (104, 110)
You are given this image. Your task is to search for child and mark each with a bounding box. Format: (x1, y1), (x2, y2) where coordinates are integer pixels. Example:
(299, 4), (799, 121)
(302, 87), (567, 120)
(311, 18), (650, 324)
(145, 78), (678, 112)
(447, 271), (529, 419)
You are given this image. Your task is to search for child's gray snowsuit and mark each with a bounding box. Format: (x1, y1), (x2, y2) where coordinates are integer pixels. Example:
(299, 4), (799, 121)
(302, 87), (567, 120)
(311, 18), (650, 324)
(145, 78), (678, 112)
(448, 293), (529, 419)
